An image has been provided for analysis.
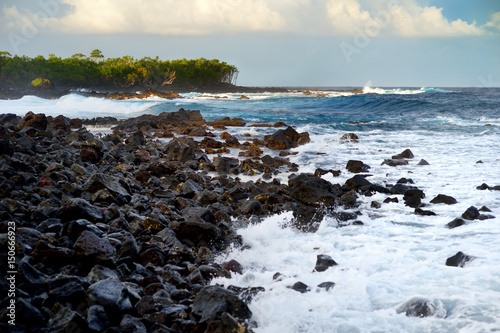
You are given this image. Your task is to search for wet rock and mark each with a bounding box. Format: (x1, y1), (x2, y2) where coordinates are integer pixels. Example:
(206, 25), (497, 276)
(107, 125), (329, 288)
(227, 286), (265, 303)
(395, 297), (446, 318)
(383, 197), (399, 203)
(371, 201), (382, 209)
(164, 140), (196, 162)
(345, 175), (372, 189)
(382, 159), (409, 167)
(314, 168), (341, 177)
(223, 259), (244, 275)
(462, 206), (480, 220)
(314, 254), (338, 272)
(86, 278), (133, 311)
(169, 221), (226, 249)
(392, 149), (414, 159)
(417, 159), (430, 166)
(239, 199), (264, 215)
(290, 281), (310, 293)
(430, 194), (457, 205)
(87, 265), (120, 284)
(47, 302), (87, 333)
(125, 130), (146, 148)
(346, 160), (370, 173)
(51, 115), (71, 132)
(264, 126), (309, 150)
(60, 198), (104, 223)
(87, 304), (110, 332)
(446, 218), (466, 229)
(317, 281), (336, 291)
(192, 285), (252, 322)
(446, 251), (473, 267)
(180, 179), (204, 198)
(182, 207), (217, 224)
(0, 126), (14, 156)
(292, 205), (324, 233)
(74, 231), (116, 265)
(208, 117), (246, 128)
(84, 173), (130, 200)
(213, 156), (239, 174)
(289, 174), (341, 206)
(403, 189), (425, 208)
(415, 208), (436, 216)
(340, 133), (359, 143)
(17, 111), (48, 130)
(120, 314), (147, 333)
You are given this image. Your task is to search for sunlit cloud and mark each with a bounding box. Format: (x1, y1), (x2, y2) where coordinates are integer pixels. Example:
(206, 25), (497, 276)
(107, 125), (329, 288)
(0, 0), (494, 37)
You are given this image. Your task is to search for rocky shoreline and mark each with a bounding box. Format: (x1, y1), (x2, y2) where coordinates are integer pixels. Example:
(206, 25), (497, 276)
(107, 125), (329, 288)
(1, 109), (497, 332)
(0, 81), (291, 100)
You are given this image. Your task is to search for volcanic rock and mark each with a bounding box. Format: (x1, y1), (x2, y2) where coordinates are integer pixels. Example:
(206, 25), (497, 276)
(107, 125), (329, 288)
(314, 254), (338, 272)
(446, 251), (473, 267)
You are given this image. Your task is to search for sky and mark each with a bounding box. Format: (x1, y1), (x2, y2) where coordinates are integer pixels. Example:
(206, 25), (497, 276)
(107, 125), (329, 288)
(1, 0), (499, 87)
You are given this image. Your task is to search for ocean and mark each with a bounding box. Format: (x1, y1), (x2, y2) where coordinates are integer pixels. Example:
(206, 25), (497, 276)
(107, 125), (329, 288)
(2, 86), (500, 332)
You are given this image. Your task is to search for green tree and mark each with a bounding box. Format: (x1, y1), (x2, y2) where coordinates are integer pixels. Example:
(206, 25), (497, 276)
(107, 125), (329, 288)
(90, 49), (104, 62)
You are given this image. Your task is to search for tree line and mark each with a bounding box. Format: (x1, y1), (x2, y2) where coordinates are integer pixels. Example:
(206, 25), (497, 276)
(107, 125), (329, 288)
(0, 50), (239, 88)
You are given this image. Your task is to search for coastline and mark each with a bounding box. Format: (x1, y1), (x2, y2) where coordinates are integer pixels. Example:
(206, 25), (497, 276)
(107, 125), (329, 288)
(0, 81), (292, 100)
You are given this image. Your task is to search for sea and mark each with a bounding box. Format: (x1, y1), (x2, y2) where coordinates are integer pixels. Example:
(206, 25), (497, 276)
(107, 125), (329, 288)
(1, 86), (500, 332)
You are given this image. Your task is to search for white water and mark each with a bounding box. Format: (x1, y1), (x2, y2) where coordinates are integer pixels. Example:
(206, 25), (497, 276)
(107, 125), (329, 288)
(213, 128), (500, 333)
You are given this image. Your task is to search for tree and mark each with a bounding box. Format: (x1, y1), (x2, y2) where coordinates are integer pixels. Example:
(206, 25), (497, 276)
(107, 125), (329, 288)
(90, 49), (104, 62)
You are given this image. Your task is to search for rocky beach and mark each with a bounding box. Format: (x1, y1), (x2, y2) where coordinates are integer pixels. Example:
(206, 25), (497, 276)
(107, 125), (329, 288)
(1, 86), (499, 333)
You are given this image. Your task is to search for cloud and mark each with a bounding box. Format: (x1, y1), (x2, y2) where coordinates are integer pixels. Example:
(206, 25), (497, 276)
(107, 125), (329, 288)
(0, 0), (493, 37)
(485, 11), (500, 31)
(325, 0), (485, 37)
(2, 0), (287, 35)
(388, 1), (484, 37)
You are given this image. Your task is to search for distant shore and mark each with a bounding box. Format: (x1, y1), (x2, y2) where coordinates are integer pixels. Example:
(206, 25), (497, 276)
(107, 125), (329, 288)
(0, 81), (292, 100)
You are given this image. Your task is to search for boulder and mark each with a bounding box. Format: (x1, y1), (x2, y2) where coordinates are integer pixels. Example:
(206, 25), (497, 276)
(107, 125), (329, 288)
(87, 305), (110, 332)
(60, 198), (104, 223)
(83, 173), (131, 201)
(395, 297), (446, 318)
(346, 160), (370, 173)
(46, 302), (87, 333)
(446, 218), (465, 229)
(340, 133), (359, 143)
(430, 194), (457, 205)
(345, 175), (372, 188)
(239, 199), (264, 215)
(290, 282), (310, 293)
(192, 286), (252, 322)
(169, 221), (226, 249)
(317, 281), (336, 291)
(264, 126), (309, 150)
(392, 149), (414, 159)
(164, 140), (197, 162)
(17, 111), (48, 131)
(289, 174), (341, 206)
(462, 206), (480, 220)
(74, 231), (116, 265)
(213, 156), (239, 174)
(86, 278), (132, 311)
(223, 259), (244, 275)
(382, 159), (409, 167)
(403, 189), (425, 208)
(446, 251), (473, 267)
(314, 254), (338, 272)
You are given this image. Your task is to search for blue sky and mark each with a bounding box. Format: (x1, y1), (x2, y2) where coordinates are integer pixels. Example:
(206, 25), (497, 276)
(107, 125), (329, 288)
(1, 0), (499, 87)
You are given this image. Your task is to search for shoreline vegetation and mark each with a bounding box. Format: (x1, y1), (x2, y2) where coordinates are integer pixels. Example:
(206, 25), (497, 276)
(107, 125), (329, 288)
(0, 50), (292, 100)
(0, 50), (364, 100)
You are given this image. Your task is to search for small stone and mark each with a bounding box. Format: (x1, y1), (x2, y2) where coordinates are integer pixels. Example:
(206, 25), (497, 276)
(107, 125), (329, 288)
(340, 133), (359, 143)
(395, 297), (446, 318)
(346, 160), (370, 173)
(417, 159), (430, 166)
(314, 254), (338, 272)
(223, 259), (244, 275)
(462, 206), (480, 220)
(446, 251), (473, 267)
(446, 218), (465, 229)
(415, 208), (437, 216)
(87, 305), (109, 332)
(430, 194), (457, 205)
(86, 278), (132, 311)
(317, 281), (336, 291)
(392, 149), (414, 159)
(290, 281), (310, 293)
(371, 201), (382, 209)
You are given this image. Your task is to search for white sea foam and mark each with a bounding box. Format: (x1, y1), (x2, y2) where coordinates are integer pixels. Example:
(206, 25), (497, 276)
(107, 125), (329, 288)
(0, 94), (162, 118)
(213, 127), (500, 333)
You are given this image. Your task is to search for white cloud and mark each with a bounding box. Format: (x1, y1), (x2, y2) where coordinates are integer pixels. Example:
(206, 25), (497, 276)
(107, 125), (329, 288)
(2, 0), (287, 35)
(388, 1), (483, 37)
(0, 0), (493, 37)
(485, 11), (500, 31)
